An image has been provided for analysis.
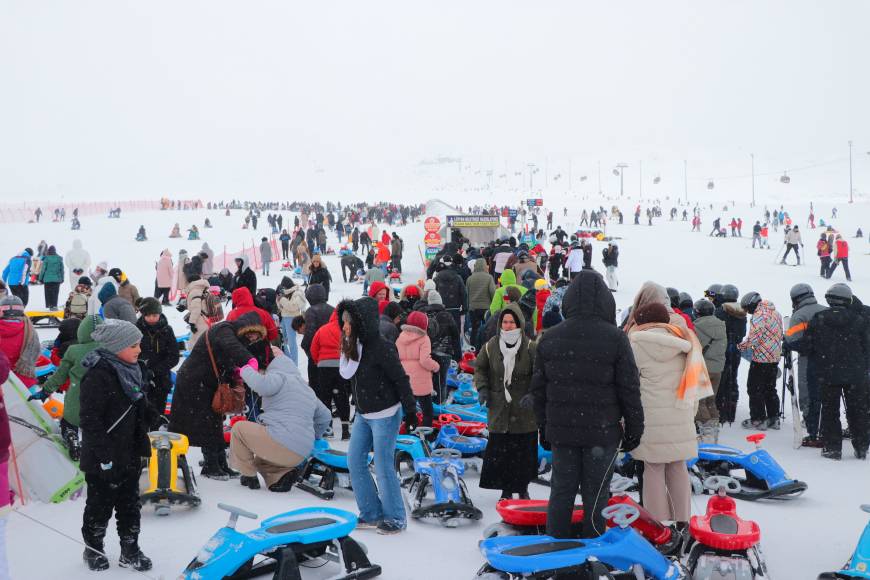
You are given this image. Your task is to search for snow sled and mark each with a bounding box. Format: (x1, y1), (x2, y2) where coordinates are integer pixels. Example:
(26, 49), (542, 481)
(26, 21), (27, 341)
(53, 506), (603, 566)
(408, 447), (482, 527)
(26, 310), (63, 329)
(606, 495), (684, 557)
(395, 427), (435, 484)
(685, 476), (768, 579)
(35, 349), (57, 381)
(690, 434), (807, 501)
(3, 372), (84, 503)
(433, 401), (488, 423)
(482, 499), (584, 538)
(180, 503), (381, 580)
(297, 439), (372, 500)
(460, 350), (477, 374)
(398, 412), (488, 437)
(140, 431), (201, 516)
(434, 423), (487, 468)
(450, 381), (480, 405)
(446, 371), (473, 391)
(476, 504), (686, 579)
(818, 504), (870, 579)
(280, 261), (293, 271)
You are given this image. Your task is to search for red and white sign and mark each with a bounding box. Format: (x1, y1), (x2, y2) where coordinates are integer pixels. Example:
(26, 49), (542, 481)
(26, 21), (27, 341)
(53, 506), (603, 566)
(424, 216), (441, 233)
(424, 232), (442, 247)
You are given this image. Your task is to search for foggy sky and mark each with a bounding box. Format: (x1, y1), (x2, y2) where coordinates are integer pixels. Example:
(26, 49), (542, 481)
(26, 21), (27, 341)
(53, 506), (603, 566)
(1, 1), (868, 203)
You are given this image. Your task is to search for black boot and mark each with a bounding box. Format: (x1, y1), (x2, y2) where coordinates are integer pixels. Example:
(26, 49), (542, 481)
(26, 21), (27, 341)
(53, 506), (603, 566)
(83, 543), (109, 571)
(217, 450), (240, 479)
(200, 448), (229, 481)
(119, 539), (152, 572)
(341, 421), (351, 441)
(61, 419), (81, 462)
(240, 475), (261, 489)
(268, 468), (300, 493)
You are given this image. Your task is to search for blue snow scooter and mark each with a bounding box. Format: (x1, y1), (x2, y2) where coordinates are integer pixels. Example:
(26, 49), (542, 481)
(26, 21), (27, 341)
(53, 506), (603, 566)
(690, 433), (807, 500)
(819, 504), (870, 579)
(432, 401), (488, 422)
(475, 504), (686, 579)
(181, 503), (382, 579)
(296, 439), (372, 500)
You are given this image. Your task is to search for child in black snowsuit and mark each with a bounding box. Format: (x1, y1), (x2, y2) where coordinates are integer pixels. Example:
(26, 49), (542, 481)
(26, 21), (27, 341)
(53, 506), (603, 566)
(135, 298), (180, 429)
(79, 319), (152, 572)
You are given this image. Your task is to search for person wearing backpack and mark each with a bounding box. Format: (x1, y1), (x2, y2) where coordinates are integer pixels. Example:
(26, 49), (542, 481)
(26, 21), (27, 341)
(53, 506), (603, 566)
(184, 273), (215, 346)
(64, 276), (93, 320)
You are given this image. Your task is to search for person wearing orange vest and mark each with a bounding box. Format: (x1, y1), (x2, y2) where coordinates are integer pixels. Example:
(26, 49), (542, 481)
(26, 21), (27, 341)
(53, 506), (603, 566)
(827, 235), (851, 281)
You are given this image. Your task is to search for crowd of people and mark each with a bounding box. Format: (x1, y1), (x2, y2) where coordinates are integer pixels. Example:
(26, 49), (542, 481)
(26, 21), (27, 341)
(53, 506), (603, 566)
(1, 199), (867, 575)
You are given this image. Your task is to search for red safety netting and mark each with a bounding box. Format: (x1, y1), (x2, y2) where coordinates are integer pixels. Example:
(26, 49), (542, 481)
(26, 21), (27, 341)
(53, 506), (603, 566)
(0, 199), (203, 224)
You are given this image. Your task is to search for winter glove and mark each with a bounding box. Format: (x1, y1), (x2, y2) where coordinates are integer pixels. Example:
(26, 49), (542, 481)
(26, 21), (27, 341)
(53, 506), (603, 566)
(477, 390), (488, 406)
(621, 433), (641, 453)
(244, 358), (259, 372)
(404, 411), (419, 432)
(28, 390), (50, 402)
(519, 393), (535, 410)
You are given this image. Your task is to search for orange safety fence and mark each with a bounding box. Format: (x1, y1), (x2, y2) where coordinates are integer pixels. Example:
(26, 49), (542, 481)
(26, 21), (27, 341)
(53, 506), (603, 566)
(0, 199), (203, 224)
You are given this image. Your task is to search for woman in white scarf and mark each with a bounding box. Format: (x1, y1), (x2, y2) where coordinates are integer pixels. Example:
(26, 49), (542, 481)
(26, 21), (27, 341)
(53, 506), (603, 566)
(473, 303), (539, 500)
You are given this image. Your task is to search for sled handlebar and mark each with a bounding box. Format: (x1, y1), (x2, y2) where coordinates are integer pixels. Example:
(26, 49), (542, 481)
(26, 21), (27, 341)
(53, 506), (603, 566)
(609, 475), (636, 493)
(218, 503), (259, 528)
(703, 476), (742, 495)
(431, 448), (463, 460)
(601, 503), (639, 528)
(861, 504), (870, 515)
(411, 426), (434, 437)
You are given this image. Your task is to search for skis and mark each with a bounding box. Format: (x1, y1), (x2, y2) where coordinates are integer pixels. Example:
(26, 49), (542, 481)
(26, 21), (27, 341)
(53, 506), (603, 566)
(782, 345), (803, 449)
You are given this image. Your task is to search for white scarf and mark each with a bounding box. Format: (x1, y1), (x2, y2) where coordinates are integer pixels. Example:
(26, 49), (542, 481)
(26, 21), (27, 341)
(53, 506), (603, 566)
(339, 342), (364, 379)
(498, 328), (523, 403)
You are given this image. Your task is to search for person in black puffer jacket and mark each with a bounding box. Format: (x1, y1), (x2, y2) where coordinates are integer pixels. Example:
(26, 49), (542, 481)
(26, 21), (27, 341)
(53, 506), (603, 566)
(78, 319), (152, 572)
(801, 283), (870, 460)
(135, 298), (180, 430)
(307, 254), (332, 300)
(336, 297), (416, 535)
(300, 283), (334, 390)
(531, 269), (643, 539)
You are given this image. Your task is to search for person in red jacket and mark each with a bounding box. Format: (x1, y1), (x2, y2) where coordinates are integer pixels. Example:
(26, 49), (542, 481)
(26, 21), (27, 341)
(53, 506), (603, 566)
(534, 279), (551, 334)
(827, 234), (852, 281)
(309, 310), (350, 439)
(226, 287), (279, 342)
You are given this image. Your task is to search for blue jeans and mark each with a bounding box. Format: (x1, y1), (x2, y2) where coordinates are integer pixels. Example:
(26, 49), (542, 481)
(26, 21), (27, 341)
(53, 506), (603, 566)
(347, 409), (405, 527)
(280, 317), (298, 365)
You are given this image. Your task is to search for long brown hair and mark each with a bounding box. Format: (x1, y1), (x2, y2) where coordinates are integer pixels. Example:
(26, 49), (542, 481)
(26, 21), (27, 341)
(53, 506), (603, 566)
(340, 310), (359, 361)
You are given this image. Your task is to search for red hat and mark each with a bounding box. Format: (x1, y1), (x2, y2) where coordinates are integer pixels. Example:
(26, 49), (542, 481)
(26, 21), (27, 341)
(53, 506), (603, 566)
(406, 310), (429, 331)
(378, 299), (390, 315)
(368, 281), (388, 299)
(403, 285), (421, 298)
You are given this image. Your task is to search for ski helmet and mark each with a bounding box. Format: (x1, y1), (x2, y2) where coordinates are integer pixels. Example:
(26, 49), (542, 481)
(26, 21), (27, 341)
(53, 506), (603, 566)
(678, 292), (693, 310)
(825, 283), (853, 307)
(789, 283), (814, 304)
(704, 283), (722, 301)
(720, 284), (739, 303)
(666, 287), (680, 308)
(740, 291), (762, 314)
(694, 299), (715, 317)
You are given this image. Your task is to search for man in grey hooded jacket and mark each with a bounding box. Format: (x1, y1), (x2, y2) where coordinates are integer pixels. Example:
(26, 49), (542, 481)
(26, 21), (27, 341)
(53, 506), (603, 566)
(784, 283), (827, 444)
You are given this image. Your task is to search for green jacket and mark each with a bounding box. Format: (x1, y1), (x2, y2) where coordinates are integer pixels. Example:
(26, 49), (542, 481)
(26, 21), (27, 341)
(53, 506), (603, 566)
(474, 303), (537, 434)
(38, 254), (65, 284)
(489, 269), (527, 315)
(41, 314), (103, 426)
(466, 260), (496, 311)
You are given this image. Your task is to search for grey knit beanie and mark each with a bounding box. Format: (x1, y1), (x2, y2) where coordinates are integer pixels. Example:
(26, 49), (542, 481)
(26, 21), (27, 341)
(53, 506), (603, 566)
(92, 319), (143, 354)
(427, 290), (443, 306)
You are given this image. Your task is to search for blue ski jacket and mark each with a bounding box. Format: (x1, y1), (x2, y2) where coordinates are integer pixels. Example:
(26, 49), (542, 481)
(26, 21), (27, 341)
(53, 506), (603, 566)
(2, 251), (31, 287)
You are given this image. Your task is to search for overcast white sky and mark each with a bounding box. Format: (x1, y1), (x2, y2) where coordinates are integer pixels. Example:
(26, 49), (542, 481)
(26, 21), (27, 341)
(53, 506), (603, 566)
(1, 1), (868, 203)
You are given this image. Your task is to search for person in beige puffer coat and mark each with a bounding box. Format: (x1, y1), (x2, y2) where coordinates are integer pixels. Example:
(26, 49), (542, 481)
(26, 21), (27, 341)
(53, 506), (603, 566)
(184, 275), (212, 346)
(628, 302), (695, 525)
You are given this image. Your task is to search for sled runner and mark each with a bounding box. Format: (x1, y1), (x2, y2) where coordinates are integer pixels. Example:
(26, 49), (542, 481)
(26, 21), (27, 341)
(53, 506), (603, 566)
(181, 504), (381, 579)
(297, 439), (372, 500)
(26, 310), (63, 329)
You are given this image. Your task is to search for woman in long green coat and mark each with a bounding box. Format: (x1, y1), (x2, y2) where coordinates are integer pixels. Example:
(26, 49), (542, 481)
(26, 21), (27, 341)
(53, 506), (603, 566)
(474, 303), (538, 499)
(38, 245), (65, 310)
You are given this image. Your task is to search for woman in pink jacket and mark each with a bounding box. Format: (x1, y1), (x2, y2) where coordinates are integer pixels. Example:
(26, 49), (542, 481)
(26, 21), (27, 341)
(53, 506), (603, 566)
(154, 250), (174, 305)
(395, 311), (440, 427)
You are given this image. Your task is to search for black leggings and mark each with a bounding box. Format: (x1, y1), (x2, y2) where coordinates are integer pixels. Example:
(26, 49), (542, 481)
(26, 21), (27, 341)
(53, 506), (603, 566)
(315, 367), (350, 422)
(416, 395), (433, 427)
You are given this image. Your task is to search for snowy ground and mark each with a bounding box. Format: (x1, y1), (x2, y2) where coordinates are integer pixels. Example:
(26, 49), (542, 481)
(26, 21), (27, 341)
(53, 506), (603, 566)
(4, 197), (870, 579)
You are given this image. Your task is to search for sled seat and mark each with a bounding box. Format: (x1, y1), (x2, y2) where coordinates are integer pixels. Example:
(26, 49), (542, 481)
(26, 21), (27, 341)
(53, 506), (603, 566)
(504, 540), (584, 556)
(258, 508), (356, 544)
(496, 499), (584, 527)
(689, 494), (760, 551)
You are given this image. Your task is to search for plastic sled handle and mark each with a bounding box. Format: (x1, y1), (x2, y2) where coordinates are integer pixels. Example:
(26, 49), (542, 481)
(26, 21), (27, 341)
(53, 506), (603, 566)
(218, 503), (259, 527)
(431, 448), (463, 459)
(610, 475), (635, 493)
(861, 504), (870, 514)
(601, 503), (639, 528)
(703, 476), (742, 494)
(438, 414), (461, 423)
(412, 426), (434, 437)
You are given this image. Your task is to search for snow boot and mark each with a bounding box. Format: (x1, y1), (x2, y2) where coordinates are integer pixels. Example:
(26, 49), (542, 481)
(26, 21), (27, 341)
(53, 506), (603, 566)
(119, 540), (152, 572)
(218, 451), (240, 479)
(83, 543), (109, 571)
(341, 421), (351, 441)
(240, 475), (260, 489)
(766, 417), (782, 430)
(802, 435), (824, 448)
(821, 449), (842, 461)
(60, 419), (81, 462)
(741, 418), (767, 431)
(268, 468), (300, 493)
(856, 449), (868, 461)
(200, 448), (229, 481)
